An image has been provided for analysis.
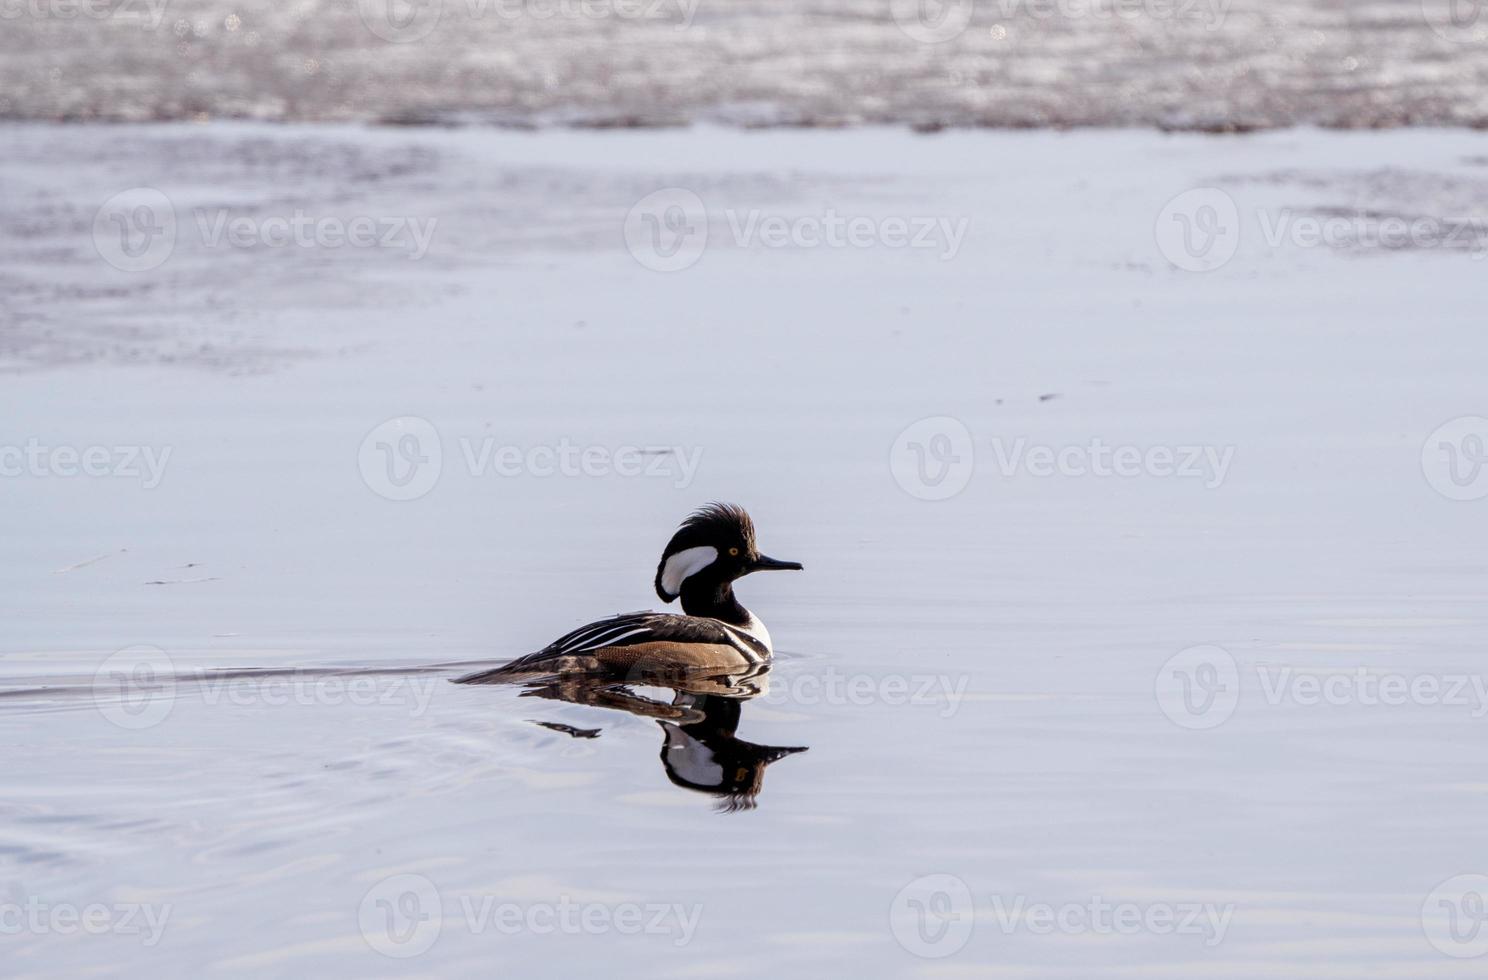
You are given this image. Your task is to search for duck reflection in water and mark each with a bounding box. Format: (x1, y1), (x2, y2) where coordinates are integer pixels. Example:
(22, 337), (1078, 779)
(466, 664), (807, 812)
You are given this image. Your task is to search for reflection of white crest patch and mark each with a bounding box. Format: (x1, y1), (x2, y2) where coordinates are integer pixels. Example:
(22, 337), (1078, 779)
(660, 545), (718, 597)
(663, 726), (723, 787)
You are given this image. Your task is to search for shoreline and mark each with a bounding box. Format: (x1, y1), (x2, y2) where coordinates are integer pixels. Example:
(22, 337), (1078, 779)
(4, 0), (1486, 132)
(7, 114), (1480, 136)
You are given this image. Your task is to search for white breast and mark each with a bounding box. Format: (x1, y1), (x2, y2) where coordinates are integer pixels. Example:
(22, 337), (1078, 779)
(731, 612), (773, 654)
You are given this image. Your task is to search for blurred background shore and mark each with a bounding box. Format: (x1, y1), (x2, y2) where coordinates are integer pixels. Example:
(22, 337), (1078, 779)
(3, 0), (1488, 130)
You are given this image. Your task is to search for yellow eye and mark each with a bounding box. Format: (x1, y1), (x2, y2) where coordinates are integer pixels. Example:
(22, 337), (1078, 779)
(728, 547), (740, 557)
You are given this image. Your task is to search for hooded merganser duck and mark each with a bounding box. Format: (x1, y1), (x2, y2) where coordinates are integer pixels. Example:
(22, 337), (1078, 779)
(456, 503), (802, 683)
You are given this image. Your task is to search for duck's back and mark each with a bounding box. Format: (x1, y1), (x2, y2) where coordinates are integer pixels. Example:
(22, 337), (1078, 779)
(455, 611), (769, 684)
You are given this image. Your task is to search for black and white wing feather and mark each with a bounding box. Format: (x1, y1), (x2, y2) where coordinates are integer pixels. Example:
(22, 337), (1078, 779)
(455, 611), (767, 683)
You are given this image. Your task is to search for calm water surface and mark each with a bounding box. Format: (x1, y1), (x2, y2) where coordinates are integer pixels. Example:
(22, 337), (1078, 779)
(3, 123), (1487, 976)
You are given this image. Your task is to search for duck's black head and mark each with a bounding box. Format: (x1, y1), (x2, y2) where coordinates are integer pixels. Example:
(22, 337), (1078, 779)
(654, 503), (803, 605)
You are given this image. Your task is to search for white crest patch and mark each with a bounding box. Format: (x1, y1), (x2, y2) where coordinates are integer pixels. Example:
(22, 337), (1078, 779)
(660, 545), (718, 597)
